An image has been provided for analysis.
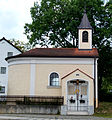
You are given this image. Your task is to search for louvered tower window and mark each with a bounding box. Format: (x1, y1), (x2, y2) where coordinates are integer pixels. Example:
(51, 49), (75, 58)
(82, 31), (88, 42)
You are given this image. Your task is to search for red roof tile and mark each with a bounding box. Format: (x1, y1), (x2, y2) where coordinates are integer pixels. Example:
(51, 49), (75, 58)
(6, 48), (99, 60)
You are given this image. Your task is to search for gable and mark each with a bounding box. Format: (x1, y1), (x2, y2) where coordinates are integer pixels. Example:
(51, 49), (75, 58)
(61, 68), (93, 81)
(0, 37), (22, 53)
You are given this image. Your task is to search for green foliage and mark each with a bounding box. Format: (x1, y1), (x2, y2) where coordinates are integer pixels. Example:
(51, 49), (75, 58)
(98, 42), (112, 92)
(9, 39), (33, 52)
(24, 0), (111, 48)
(94, 102), (112, 118)
(24, 0), (112, 94)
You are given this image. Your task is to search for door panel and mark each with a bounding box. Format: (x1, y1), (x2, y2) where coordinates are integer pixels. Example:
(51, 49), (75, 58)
(67, 80), (88, 111)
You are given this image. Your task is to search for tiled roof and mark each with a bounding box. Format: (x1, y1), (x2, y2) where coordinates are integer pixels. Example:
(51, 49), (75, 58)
(78, 12), (92, 29)
(6, 48), (99, 60)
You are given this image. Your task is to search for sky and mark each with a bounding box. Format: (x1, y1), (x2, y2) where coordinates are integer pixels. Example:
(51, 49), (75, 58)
(0, 0), (39, 43)
(0, 0), (111, 46)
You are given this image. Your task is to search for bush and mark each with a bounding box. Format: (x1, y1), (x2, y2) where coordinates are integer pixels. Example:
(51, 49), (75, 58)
(99, 89), (112, 102)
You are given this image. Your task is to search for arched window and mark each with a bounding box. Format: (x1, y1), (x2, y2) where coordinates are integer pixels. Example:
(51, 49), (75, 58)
(82, 31), (88, 42)
(50, 72), (59, 86)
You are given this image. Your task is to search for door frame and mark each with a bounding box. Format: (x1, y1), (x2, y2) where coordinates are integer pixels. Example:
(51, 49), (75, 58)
(66, 79), (89, 111)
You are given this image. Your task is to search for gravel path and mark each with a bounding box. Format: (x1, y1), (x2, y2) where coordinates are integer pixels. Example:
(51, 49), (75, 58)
(0, 114), (112, 120)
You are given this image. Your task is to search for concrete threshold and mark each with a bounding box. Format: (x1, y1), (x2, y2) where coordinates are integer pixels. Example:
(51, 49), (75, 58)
(67, 111), (88, 115)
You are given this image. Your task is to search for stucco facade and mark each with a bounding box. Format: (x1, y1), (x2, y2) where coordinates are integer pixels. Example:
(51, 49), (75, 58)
(8, 64), (30, 95)
(8, 60), (93, 97)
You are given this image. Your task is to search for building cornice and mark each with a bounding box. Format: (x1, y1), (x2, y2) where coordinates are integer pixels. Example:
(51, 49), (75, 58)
(7, 57), (96, 66)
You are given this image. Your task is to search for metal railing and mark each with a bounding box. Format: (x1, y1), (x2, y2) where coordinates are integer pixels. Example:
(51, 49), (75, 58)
(0, 95), (64, 105)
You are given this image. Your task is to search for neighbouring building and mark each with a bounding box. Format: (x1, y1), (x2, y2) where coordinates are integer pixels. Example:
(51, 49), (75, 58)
(6, 12), (99, 115)
(0, 37), (22, 95)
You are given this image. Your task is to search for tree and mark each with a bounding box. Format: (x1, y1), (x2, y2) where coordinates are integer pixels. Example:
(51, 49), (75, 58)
(98, 0), (112, 92)
(98, 42), (112, 92)
(9, 39), (33, 52)
(24, 0), (112, 94)
(24, 0), (111, 47)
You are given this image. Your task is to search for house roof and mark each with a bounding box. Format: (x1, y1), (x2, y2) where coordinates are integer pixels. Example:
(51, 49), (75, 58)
(0, 37), (22, 53)
(61, 68), (94, 80)
(78, 12), (92, 29)
(6, 47), (99, 60)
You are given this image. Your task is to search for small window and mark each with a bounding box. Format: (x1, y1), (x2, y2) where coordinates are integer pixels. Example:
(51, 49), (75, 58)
(82, 31), (88, 42)
(0, 86), (5, 93)
(50, 72), (59, 86)
(0, 67), (6, 74)
(7, 52), (13, 57)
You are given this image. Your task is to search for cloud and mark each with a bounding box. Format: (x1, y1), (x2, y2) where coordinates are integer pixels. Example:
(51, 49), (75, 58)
(0, 0), (38, 42)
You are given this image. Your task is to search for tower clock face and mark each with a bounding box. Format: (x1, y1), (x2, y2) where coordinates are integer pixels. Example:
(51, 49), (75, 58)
(82, 31), (88, 42)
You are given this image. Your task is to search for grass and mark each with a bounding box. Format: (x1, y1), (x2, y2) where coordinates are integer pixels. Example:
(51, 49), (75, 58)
(94, 102), (112, 118)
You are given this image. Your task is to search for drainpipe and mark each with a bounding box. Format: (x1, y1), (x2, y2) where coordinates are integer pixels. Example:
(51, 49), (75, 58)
(94, 57), (96, 108)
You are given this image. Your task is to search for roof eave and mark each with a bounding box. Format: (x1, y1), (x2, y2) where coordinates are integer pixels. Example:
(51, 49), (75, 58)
(5, 55), (99, 61)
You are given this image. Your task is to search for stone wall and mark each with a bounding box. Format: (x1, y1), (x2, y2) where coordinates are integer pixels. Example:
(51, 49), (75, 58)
(0, 105), (61, 114)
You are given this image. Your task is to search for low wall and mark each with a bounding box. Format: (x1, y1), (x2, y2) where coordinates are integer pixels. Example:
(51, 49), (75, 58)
(0, 105), (61, 114)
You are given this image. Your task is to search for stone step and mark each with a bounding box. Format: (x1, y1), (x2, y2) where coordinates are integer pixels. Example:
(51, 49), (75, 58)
(67, 111), (88, 115)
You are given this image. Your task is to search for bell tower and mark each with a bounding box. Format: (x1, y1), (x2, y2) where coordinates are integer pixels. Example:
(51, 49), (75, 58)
(78, 11), (92, 50)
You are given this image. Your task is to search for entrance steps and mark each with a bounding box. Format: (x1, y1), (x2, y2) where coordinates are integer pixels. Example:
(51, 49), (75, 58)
(67, 111), (88, 115)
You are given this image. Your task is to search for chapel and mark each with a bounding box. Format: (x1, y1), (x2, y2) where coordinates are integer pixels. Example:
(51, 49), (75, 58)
(6, 12), (99, 115)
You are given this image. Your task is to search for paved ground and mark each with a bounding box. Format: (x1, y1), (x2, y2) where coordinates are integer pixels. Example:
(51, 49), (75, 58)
(0, 114), (112, 120)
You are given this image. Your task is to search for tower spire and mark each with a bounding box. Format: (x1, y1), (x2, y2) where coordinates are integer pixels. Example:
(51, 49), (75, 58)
(78, 11), (92, 50)
(78, 11), (92, 29)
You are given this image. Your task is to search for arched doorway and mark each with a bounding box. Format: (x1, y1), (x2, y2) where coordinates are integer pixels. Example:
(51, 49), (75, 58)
(67, 79), (88, 111)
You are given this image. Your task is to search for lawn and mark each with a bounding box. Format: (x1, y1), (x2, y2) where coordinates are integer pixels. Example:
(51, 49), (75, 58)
(94, 102), (112, 118)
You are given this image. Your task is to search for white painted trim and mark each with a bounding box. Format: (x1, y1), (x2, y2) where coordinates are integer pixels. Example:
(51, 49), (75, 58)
(88, 81), (90, 106)
(92, 58), (98, 100)
(78, 30), (80, 49)
(7, 57), (94, 66)
(66, 80), (68, 105)
(92, 63), (94, 82)
(90, 31), (92, 49)
(47, 86), (61, 89)
(48, 71), (60, 86)
(30, 64), (36, 95)
(96, 59), (98, 99)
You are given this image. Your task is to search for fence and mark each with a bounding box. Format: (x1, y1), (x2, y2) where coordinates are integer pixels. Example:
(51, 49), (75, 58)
(0, 95), (64, 105)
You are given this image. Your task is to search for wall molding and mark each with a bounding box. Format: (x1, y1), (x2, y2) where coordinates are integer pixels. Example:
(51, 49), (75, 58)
(30, 64), (36, 95)
(7, 57), (94, 66)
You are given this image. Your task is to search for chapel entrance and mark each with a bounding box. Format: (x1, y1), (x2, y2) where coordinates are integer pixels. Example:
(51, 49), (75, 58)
(67, 79), (88, 111)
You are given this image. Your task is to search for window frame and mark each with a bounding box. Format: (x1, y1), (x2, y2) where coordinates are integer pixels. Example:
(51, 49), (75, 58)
(0, 67), (6, 74)
(49, 72), (60, 87)
(82, 31), (88, 42)
(7, 52), (13, 57)
(0, 86), (5, 93)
